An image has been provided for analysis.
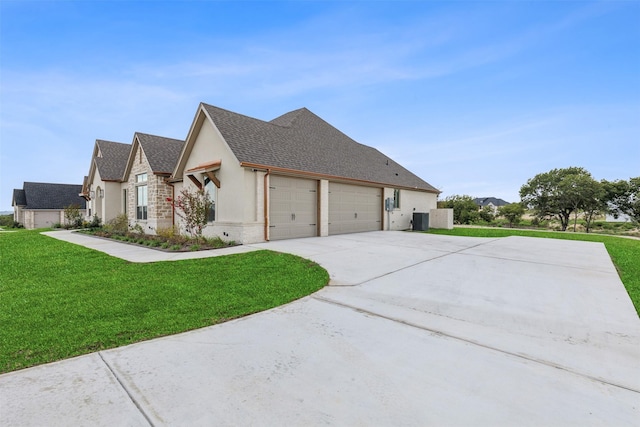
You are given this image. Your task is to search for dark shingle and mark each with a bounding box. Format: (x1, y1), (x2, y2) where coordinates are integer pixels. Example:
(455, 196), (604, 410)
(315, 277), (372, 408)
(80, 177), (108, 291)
(136, 133), (185, 175)
(18, 182), (86, 209)
(12, 189), (26, 206)
(95, 140), (131, 181)
(202, 103), (439, 192)
(474, 197), (509, 207)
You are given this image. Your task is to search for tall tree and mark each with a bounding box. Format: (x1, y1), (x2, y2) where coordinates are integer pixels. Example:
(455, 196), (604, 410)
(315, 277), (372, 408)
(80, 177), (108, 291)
(519, 167), (593, 231)
(578, 178), (605, 233)
(603, 177), (640, 224)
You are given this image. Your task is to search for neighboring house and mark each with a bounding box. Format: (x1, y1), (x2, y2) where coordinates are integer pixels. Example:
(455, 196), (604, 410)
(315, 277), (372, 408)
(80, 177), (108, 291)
(169, 103), (443, 243)
(605, 213), (632, 222)
(82, 134), (185, 232)
(82, 139), (131, 222)
(474, 197), (509, 212)
(12, 182), (86, 229)
(122, 132), (185, 232)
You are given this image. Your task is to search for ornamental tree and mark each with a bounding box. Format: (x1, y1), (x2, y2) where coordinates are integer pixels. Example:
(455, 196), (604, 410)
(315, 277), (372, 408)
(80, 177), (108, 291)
(167, 188), (213, 239)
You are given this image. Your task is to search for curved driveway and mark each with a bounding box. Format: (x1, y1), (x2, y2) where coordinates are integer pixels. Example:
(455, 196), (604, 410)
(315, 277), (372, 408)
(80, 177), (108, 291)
(2, 231), (639, 426)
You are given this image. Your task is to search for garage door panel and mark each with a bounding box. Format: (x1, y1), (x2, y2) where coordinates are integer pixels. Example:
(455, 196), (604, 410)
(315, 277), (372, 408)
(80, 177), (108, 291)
(269, 176), (317, 241)
(329, 183), (381, 235)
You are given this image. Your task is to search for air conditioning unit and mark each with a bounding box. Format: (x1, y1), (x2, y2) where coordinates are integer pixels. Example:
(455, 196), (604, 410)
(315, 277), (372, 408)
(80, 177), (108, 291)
(413, 212), (429, 231)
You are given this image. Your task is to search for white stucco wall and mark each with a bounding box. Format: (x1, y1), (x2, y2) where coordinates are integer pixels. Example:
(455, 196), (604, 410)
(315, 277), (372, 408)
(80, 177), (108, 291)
(429, 208), (454, 229)
(178, 117), (266, 244)
(319, 179), (329, 237)
(383, 188), (438, 231)
(86, 168), (122, 223)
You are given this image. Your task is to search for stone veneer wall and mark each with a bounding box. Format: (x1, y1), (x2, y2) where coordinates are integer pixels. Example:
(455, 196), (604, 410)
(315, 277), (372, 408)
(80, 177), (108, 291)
(126, 146), (174, 234)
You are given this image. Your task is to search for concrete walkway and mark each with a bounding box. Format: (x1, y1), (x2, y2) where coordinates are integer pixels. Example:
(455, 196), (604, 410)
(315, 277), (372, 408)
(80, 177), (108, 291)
(1, 231), (639, 425)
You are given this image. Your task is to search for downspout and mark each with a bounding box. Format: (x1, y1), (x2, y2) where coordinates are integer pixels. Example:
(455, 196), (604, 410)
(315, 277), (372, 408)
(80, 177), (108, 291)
(164, 179), (175, 228)
(263, 168), (271, 241)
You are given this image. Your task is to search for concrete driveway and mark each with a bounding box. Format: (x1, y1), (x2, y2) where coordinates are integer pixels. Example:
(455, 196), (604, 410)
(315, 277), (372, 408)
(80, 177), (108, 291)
(1, 231), (639, 426)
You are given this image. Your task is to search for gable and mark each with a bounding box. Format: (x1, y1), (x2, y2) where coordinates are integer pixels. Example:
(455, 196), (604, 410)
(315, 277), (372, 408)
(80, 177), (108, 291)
(94, 140), (131, 181)
(12, 189), (26, 206)
(137, 133), (185, 175)
(123, 133), (185, 181)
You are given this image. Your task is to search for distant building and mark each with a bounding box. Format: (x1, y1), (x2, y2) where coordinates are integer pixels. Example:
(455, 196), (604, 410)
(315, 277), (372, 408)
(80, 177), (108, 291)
(474, 197), (509, 212)
(12, 182), (86, 229)
(605, 213), (631, 222)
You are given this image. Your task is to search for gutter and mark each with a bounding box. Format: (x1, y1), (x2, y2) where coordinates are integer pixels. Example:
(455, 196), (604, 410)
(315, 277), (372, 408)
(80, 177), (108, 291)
(239, 161), (439, 194)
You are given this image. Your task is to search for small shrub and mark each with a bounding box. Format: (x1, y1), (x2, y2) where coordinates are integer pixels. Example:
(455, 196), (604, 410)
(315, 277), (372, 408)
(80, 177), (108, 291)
(205, 236), (228, 248)
(89, 215), (101, 229)
(190, 244), (201, 251)
(156, 226), (179, 239)
(104, 214), (129, 235)
(161, 242), (170, 249)
(131, 223), (145, 234)
(52, 222), (63, 229)
(170, 244), (182, 251)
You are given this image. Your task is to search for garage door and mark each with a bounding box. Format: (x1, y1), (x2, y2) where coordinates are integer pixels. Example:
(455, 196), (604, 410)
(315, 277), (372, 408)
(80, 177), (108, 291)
(329, 182), (382, 235)
(269, 175), (317, 240)
(34, 211), (61, 229)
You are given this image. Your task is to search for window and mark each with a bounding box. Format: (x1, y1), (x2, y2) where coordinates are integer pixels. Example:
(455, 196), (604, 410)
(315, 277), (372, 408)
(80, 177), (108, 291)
(204, 176), (216, 222)
(136, 173), (148, 220)
(393, 189), (401, 209)
(122, 189), (128, 214)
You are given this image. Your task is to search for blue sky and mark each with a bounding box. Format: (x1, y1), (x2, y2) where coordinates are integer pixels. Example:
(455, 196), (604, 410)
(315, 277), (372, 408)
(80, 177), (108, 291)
(1, 0), (638, 211)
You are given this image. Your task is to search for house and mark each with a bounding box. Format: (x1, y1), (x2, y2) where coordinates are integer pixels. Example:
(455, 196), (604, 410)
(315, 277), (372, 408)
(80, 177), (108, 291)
(474, 197), (509, 212)
(12, 182), (86, 229)
(82, 139), (131, 222)
(168, 103), (446, 243)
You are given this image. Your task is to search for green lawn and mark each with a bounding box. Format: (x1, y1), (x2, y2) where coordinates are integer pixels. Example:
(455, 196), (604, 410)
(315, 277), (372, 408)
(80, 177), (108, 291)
(427, 227), (640, 317)
(0, 230), (329, 373)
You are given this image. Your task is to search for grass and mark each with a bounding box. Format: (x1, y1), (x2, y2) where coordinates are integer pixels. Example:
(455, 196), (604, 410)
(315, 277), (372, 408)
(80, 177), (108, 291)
(427, 227), (640, 316)
(0, 230), (329, 374)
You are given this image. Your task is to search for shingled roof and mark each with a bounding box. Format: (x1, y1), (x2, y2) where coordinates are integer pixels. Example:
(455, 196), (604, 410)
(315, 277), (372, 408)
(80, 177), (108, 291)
(474, 197), (509, 207)
(12, 189), (26, 206)
(201, 103), (439, 192)
(95, 140), (131, 181)
(12, 182), (86, 209)
(136, 133), (185, 175)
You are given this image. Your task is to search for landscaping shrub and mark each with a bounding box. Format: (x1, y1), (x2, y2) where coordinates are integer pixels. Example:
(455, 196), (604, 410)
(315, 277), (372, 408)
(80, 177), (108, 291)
(104, 214), (129, 235)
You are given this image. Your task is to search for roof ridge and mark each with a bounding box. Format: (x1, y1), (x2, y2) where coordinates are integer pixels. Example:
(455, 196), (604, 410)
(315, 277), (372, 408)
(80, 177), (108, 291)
(135, 132), (184, 143)
(96, 139), (129, 146)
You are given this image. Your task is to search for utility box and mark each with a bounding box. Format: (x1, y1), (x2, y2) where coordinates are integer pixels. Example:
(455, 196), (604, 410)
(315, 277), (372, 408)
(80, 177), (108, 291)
(413, 212), (429, 231)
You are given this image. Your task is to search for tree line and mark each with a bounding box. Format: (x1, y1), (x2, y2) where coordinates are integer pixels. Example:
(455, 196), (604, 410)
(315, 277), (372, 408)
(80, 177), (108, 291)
(438, 167), (639, 232)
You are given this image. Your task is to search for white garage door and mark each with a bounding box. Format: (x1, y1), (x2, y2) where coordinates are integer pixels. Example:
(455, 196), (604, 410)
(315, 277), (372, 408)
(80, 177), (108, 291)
(269, 175), (318, 241)
(34, 211), (61, 229)
(329, 182), (382, 235)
